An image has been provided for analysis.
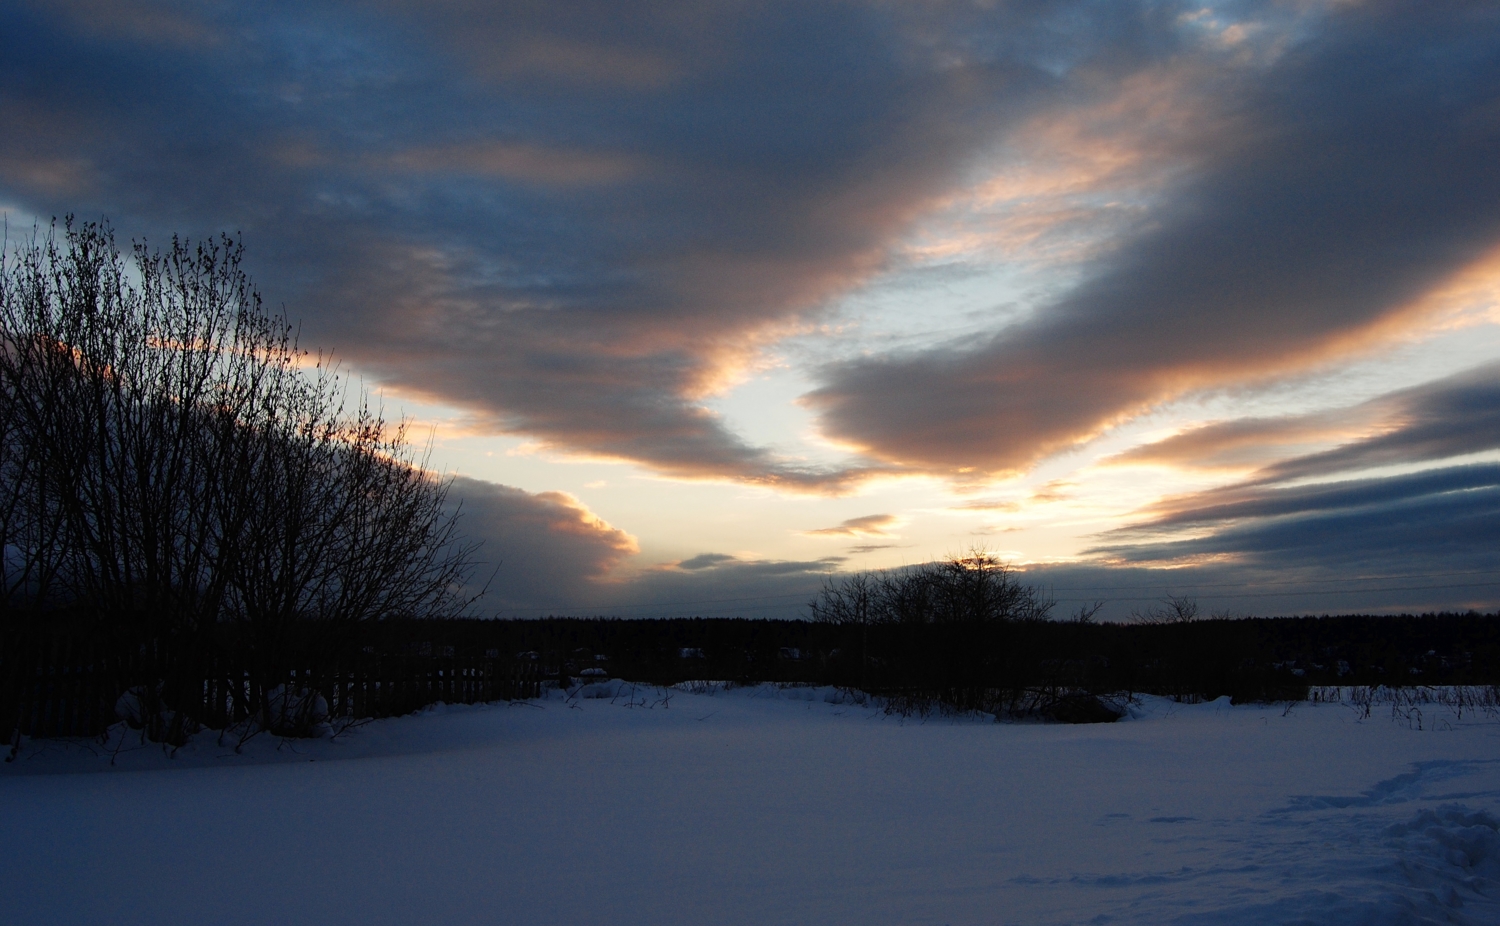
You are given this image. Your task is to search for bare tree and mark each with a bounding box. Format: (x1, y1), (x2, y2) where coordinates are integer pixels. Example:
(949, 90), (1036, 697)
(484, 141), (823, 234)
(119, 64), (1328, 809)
(808, 551), (1055, 629)
(1130, 594), (1200, 625)
(924, 550), (1055, 625)
(0, 218), (482, 737)
(807, 571), (880, 627)
(809, 571), (881, 684)
(1070, 601), (1105, 624)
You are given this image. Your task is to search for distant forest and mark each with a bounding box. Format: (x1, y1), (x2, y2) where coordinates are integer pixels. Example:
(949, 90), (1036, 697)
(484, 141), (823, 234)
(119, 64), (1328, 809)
(378, 609), (1500, 713)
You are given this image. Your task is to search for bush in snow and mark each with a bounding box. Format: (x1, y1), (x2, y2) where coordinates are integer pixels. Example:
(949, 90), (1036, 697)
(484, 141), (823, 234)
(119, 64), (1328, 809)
(114, 684), (200, 747)
(262, 686), (331, 737)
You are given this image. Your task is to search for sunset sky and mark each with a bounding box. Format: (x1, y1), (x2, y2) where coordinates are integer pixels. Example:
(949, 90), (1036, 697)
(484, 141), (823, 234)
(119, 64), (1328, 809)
(3, 0), (1499, 618)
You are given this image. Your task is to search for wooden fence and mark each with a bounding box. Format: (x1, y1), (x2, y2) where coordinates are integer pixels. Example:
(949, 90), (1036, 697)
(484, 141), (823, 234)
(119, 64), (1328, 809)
(1, 634), (541, 743)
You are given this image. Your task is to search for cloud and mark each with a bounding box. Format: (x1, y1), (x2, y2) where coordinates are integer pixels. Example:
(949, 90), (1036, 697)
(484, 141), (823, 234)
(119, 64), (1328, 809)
(589, 555), (840, 619)
(807, 2), (1500, 475)
(446, 464), (1498, 619)
(947, 499), (1021, 512)
(1118, 464), (1500, 537)
(846, 543), (900, 554)
(1246, 363), (1500, 485)
(1108, 412), (1367, 471)
(466, 552), (843, 619)
(1028, 481), (1075, 504)
(0, 0), (1175, 488)
(9, 1), (1495, 619)
(27, 0), (225, 48)
(1075, 358), (1500, 608)
(1019, 558), (1500, 622)
(674, 553), (738, 571)
(375, 141), (642, 187)
(803, 513), (899, 537)
(382, 0), (691, 90)
(446, 476), (638, 611)
(1112, 360), (1500, 480)
(1093, 464), (1500, 581)
(8, 1), (1497, 499)
(904, 65), (1208, 267)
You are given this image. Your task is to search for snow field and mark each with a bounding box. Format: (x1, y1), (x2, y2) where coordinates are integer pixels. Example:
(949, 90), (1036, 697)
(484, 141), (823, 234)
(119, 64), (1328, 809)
(2, 683), (1498, 925)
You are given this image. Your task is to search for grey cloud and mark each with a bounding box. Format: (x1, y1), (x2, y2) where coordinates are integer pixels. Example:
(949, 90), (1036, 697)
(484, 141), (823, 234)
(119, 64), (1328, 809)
(1090, 464), (1500, 585)
(446, 476), (638, 612)
(1076, 360), (1500, 611)
(847, 543), (901, 554)
(1118, 464), (1500, 536)
(1017, 462), (1500, 619)
(0, 0), (1162, 487)
(1020, 559), (1500, 622)
(557, 556), (842, 620)
(675, 553), (738, 571)
(808, 2), (1500, 475)
(10, 1), (1495, 497)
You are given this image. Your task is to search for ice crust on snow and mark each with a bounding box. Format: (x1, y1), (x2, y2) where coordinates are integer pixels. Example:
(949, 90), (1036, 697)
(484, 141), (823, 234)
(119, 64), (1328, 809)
(3, 684), (1499, 925)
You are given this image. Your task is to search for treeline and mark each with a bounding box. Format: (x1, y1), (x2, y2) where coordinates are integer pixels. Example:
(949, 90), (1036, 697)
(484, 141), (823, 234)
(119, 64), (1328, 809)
(378, 607), (1500, 719)
(0, 220), (478, 742)
(313, 557), (1500, 719)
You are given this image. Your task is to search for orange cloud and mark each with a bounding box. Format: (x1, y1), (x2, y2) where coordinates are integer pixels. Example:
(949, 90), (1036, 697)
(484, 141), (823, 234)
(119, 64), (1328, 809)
(1106, 411), (1376, 472)
(803, 513), (900, 537)
(947, 499), (1021, 512)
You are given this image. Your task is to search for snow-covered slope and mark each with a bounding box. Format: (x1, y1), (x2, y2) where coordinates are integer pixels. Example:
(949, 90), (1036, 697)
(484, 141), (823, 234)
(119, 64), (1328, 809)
(3, 684), (1498, 925)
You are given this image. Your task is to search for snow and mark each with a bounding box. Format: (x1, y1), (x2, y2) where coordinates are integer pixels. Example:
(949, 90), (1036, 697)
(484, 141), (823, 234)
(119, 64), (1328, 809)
(3, 684), (1499, 925)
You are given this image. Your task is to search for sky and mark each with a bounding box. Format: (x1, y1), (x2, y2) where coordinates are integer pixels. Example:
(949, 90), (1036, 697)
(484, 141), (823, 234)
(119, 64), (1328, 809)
(2, 0), (1499, 619)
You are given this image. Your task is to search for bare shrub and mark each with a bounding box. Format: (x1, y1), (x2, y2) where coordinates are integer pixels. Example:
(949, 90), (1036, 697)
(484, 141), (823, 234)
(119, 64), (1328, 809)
(1309, 685), (1500, 728)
